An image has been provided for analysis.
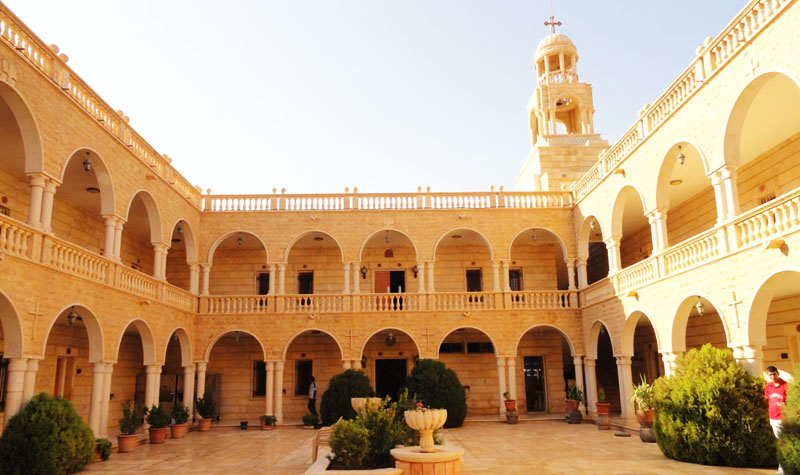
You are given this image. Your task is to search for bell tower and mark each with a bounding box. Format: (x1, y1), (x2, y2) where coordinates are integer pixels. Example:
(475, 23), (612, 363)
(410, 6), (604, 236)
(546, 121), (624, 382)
(515, 18), (607, 191)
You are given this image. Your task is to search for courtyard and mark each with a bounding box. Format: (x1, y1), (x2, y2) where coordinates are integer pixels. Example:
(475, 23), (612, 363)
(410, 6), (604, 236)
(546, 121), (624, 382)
(83, 421), (776, 474)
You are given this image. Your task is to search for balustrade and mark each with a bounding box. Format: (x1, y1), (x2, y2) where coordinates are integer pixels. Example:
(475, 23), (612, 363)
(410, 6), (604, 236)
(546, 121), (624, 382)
(508, 291), (575, 310)
(663, 230), (720, 275)
(735, 194), (800, 248)
(48, 239), (109, 284)
(582, 280), (614, 307)
(163, 285), (197, 312)
(278, 294), (345, 313)
(431, 292), (498, 311)
(615, 258), (657, 293)
(117, 266), (159, 300)
(205, 295), (271, 314)
(0, 216), (34, 260)
(358, 293), (419, 312)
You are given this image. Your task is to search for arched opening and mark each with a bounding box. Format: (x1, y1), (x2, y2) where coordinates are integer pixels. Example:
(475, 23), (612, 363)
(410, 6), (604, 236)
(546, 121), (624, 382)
(508, 228), (568, 290)
(588, 321), (621, 414)
(361, 329), (419, 401)
(438, 327), (497, 417)
(123, 191), (162, 276)
(205, 330), (266, 424)
(285, 231), (344, 297)
(0, 291), (23, 426)
(434, 228), (493, 294)
(359, 230), (418, 294)
(283, 329), (343, 423)
(110, 320), (155, 433)
(159, 328), (193, 417)
(165, 220), (197, 291)
(579, 216), (608, 285)
(515, 325), (576, 414)
(673, 295), (728, 353)
(749, 271), (800, 378)
(726, 73), (800, 213)
(656, 142), (715, 245)
(612, 186), (652, 269)
(208, 232), (268, 295)
(622, 312), (664, 384)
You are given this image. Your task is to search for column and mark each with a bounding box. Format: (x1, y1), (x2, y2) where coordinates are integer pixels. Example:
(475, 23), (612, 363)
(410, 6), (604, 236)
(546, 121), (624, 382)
(565, 258), (576, 290)
(604, 237), (621, 273)
(183, 364), (195, 415)
(3, 358), (26, 428)
(734, 345), (764, 377)
(572, 356), (585, 411)
(265, 361), (275, 416)
(100, 364), (113, 438)
(200, 264), (211, 296)
(576, 258), (588, 289)
(277, 263), (286, 295)
(501, 261), (511, 292)
(189, 263), (200, 294)
(40, 179), (58, 233)
(89, 363), (106, 435)
(21, 359), (39, 405)
(102, 216), (117, 260)
(268, 264), (277, 295)
(571, 54), (578, 77)
(274, 361), (284, 424)
(584, 358), (597, 414)
(145, 365), (162, 409)
(647, 209), (668, 252)
(416, 262), (425, 293)
(26, 174), (45, 228)
(506, 357), (517, 401)
(660, 351), (681, 378)
(710, 172), (728, 224)
(342, 360), (351, 371)
(720, 167), (740, 220)
(496, 357), (507, 418)
(342, 263), (351, 294)
(616, 356), (634, 419)
(426, 261), (435, 293)
(491, 260), (501, 292)
(195, 362), (207, 404)
(113, 220), (124, 262)
(351, 262), (360, 294)
(153, 243), (166, 280)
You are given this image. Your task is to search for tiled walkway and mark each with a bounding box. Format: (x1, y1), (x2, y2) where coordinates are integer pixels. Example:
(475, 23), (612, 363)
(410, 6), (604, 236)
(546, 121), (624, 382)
(84, 421), (777, 474)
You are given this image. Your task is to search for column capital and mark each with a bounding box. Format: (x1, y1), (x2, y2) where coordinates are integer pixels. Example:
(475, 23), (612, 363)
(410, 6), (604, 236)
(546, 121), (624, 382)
(7, 358), (28, 371)
(720, 167), (737, 180)
(188, 262), (200, 271)
(276, 262), (287, 270)
(604, 236), (619, 247)
(615, 355), (632, 365)
(583, 357), (596, 367)
(146, 365), (162, 374)
(26, 172), (47, 186)
(564, 257), (576, 267)
(43, 179), (60, 192)
(576, 257), (587, 266)
(495, 356), (507, 365)
(195, 361), (208, 372)
(200, 263), (211, 271)
(274, 361), (285, 371)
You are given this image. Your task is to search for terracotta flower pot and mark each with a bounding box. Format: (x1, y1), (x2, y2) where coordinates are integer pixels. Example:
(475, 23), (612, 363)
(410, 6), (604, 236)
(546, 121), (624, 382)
(198, 418), (212, 432)
(170, 423), (189, 439)
(149, 427), (167, 444)
(635, 408), (654, 425)
(565, 399), (580, 412)
(260, 420), (275, 430)
(596, 402), (611, 414)
(117, 434), (138, 453)
(504, 399), (517, 412)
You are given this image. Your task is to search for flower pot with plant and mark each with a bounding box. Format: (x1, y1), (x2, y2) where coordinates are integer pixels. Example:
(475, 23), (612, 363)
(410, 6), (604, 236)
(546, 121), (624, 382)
(118, 400), (142, 453)
(565, 383), (583, 424)
(630, 376), (656, 442)
(302, 412), (319, 429)
(502, 391), (516, 412)
(145, 404), (170, 444)
(260, 414), (277, 430)
(170, 402), (190, 439)
(94, 438), (112, 462)
(196, 392), (215, 432)
(596, 387), (611, 414)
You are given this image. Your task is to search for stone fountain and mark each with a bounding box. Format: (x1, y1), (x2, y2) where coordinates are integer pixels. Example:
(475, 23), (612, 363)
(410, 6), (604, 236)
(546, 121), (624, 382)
(390, 408), (464, 474)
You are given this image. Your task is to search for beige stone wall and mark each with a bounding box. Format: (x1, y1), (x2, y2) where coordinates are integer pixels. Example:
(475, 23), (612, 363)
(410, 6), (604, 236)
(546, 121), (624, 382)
(619, 224), (651, 269)
(283, 332), (343, 422)
(209, 247), (268, 294)
(763, 294), (800, 376)
(514, 327), (568, 414)
(435, 244), (491, 292)
(737, 133), (800, 213)
(107, 332), (145, 434)
(439, 329), (498, 416)
(207, 334), (265, 422)
(0, 166), (30, 223)
(666, 187), (716, 246)
(287, 247), (344, 294)
(685, 310), (727, 351)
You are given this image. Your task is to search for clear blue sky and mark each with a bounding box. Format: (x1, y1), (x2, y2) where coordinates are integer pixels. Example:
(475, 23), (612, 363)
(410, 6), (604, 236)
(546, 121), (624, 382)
(6, 1), (745, 194)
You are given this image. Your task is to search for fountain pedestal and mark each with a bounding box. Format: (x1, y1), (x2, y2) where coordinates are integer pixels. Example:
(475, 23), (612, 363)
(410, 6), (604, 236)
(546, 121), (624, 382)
(391, 446), (464, 475)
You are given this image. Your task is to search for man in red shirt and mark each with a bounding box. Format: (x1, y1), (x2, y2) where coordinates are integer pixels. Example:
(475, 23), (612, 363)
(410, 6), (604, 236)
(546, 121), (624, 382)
(765, 366), (788, 474)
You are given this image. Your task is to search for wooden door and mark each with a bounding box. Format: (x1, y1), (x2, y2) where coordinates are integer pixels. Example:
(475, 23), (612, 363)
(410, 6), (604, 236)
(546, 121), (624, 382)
(374, 271), (391, 293)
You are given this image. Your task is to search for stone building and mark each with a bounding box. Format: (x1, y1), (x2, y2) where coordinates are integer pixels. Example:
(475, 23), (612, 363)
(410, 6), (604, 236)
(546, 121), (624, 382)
(0, 0), (799, 439)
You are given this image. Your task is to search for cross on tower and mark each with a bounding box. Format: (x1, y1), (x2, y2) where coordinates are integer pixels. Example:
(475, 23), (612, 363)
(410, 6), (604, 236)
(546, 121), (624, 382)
(544, 0), (562, 34)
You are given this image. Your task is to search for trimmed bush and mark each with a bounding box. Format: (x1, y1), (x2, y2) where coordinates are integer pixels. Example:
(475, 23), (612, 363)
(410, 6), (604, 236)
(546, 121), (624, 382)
(320, 370), (376, 426)
(0, 392), (95, 475)
(171, 402), (190, 425)
(196, 392), (216, 419)
(118, 399), (142, 435)
(653, 344), (776, 468)
(777, 364), (800, 473)
(328, 419), (370, 470)
(403, 359), (466, 428)
(145, 404), (170, 428)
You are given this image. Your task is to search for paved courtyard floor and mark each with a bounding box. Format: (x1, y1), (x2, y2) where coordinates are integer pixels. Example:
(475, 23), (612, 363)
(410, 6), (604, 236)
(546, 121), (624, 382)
(84, 420), (777, 474)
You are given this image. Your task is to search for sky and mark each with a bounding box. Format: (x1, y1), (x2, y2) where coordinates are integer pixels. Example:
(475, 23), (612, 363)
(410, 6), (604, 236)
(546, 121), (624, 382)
(5, 1), (746, 195)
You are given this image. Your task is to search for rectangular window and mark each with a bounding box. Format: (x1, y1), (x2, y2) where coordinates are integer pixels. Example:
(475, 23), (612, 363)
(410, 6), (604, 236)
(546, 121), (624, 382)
(252, 361), (266, 397)
(298, 272), (314, 294)
(439, 342), (465, 354)
(466, 342), (494, 354)
(294, 359), (313, 397)
(509, 269), (522, 291)
(466, 269), (482, 292)
(257, 273), (270, 295)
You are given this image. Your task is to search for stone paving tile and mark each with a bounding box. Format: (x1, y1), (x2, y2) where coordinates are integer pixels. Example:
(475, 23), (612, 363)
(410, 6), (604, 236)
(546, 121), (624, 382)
(84, 421), (777, 474)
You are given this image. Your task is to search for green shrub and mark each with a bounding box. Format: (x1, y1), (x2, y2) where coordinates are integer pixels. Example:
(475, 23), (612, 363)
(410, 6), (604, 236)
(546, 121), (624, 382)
(95, 438), (112, 461)
(260, 414), (277, 426)
(170, 402), (190, 425)
(145, 404), (170, 429)
(777, 364), (800, 473)
(118, 399), (142, 435)
(402, 359), (466, 428)
(320, 370), (376, 426)
(653, 344), (776, 468)
(196, 392), (216, 419)
(302, 413), (319, 427)
(0, 392), (95, 475)
(566, 383), (583, 403)
(328, 420), (370, 470)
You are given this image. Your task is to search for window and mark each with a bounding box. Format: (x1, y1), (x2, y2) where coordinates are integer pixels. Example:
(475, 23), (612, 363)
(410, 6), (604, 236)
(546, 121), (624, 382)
(294, 359), (313, 396)
(298, 272), (313, 294)
(466, 342), (494, 354)
(466, 269), (482, 292)
(509, 269), (522, 291)
(252, 361), (266, 397)
(439, 342), (465, 354)
(257, 273), (270, 295)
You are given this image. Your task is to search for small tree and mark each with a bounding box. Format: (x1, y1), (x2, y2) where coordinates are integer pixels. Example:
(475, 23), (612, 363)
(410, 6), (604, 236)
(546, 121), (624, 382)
(145, 404), (170, 429)
(320, 370), (376, 426)
(119, 399), (142, 435)
(0, 393), (95, 475)
(171, 402), (190, 425)
(196, 392), (216, 419)
(653, 344), (776, 468)
(777, 364), (800, 473)
(403, 359), (466, 428)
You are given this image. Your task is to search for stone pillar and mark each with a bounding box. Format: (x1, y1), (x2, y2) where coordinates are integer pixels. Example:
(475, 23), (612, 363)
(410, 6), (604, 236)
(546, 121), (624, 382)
(604, 237), (621, 273)
(417, 262), (425, 293)
(200, 264), (211, 296)
(274, 361), (284, 424)
(342, 263), (351, 294)
(183, 364), (195, 415)
(496, 357), (507, 418)
(195, 362), (207, 403)
(268, 264), (277, 295)
(491, 260), (501, 292)
(265, 361), (275, 416)
(145, 365), (162, 409)
(573, 356), (585, 411)
(352, 262), (361, 294)
(506, 357), (517, 401)
(189, 263), (200, 294)
(113, 220), (124, 263)
(21, 359), (39, 405)
(103, 217), (117, 260)
(584, 358), (597, 414)
(565, 258), (576, 290)
(3, 359), (27, 428)
(426, 261), (435, 293)
(576, 258), (588, 289)
(277, 263), (286, 295)
(40, 179), (58, 234)
(616, 356), (634, 418)
(26, 174), (45, 228)
(647, 209), (668, 252)
(89, 363), (106, 435)
(501, 260), (511, 292)
(733, 345), (764, 377)
(660, 351), (681, 378)
(100, 364), (113, 438)
(153, 243), (166, 280)
(710, 172), (728, 224)
(720, 167), (741, 220)
(343, 359), (352, 370)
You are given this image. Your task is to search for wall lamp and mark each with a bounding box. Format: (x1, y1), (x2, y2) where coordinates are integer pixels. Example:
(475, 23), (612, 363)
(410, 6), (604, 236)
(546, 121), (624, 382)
(83, 151), (92, 172)
(412, 265), (419, 278)
(67, 306), (81, 325)
(695, 297), (705, 316)
(676, 145), (685, 165)
(361, 356), (367, 369)
(360, 266), (368, 279)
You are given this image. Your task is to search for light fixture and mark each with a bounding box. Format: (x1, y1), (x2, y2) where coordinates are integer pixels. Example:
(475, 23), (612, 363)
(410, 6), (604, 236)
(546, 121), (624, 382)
(177, 224), (183, 235)
(173, 333), (179, 342)
(83, 152), (92, 172)
(451, 235), (461, 239)
(412, 265), (419, 278)
(384, 231), (390, 244)
(676, 145), (685, 165)
(532, 229), (537, 242)
(385, 332), (396, 347)
(234, 331), (240, 343)
(237, 234), (243, 246)
(360, 266), (368, 279)
(694, 297), (705, 316)
(85, 187), (100, 194)
(67, 306), (79, 325)
(361, 356), (367, 368)
(171, 237), (181, 244)
(669, 179), (683, 186)
(313, 236), (323, 241)
(590, 220), (596, 230)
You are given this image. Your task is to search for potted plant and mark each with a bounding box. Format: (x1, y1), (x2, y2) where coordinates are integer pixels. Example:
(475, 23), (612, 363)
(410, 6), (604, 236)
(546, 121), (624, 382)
(260, 414), (277, 430)
(565, 384), (582, 424)
(118, 399), (142, 453)
(145, 404), (170, 444)
(94, 438), (112, 462)
(630, 376), (656, 442)
(302, 413), (318, 429)
(596, 387), (611, 414)
(502, 391), (516, 412)
(196, 392), (215, 432)
(170, 402), (191, 439)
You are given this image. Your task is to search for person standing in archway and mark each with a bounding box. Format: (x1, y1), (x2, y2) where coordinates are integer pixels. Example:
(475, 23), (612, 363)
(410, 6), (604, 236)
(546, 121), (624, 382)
(308, 376), (318, 423)
(765, 366), (787, 474)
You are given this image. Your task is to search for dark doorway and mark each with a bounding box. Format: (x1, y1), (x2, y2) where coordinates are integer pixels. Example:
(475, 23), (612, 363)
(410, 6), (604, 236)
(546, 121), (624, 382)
(466, 269), (482, 292)
(389, 271), (405, 293)
(375, 359), (407, 401)
(524, 356), (546, 412)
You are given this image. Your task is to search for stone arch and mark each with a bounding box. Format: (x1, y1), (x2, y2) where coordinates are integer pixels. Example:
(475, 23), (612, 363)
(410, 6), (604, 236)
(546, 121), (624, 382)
(163, 327), (193, 367)
(125, 190), (163, 244)
(207, 230), (269, 265)
(0, 289), (24, 358)
(621, 310), (662, 356)
(42, 304), (104, 363)
(114, 319), (157, 366)
(284, 230), (344, 263)
(610, 185), (648, 240)
(515, 323), (577, 357)
(283, 328), (345, 361)
(59, 147), (115, 217)
(506, 227), (568, 260)
(358, 228), (419, 262)
(436, 326), (498, 358)
(654, 140), (711, 210)
(748, 269), (800, 348)
(168, 218), (197, 263)
(670, 294), (730, 353)
(432, 227), (494, 261)
(578, 216), (602, 260)
(0, 80), (43, 174)
(585, 319), (615, 359)
(204, 329), (266, 362)
(359, 327), (420, 358)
